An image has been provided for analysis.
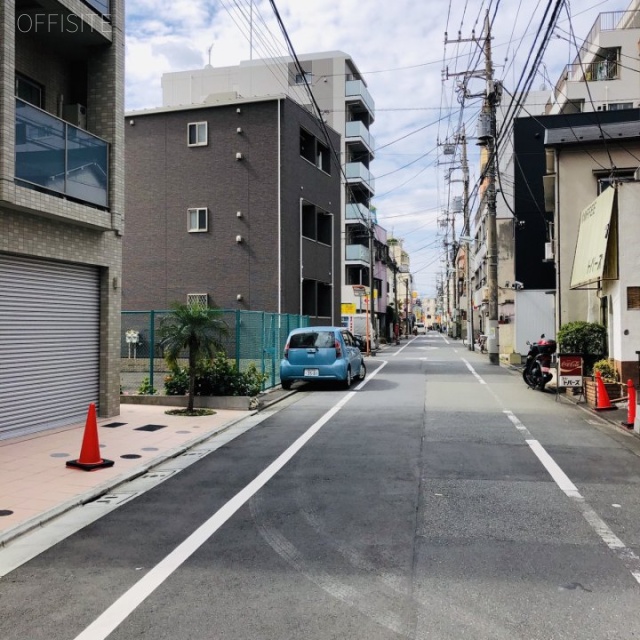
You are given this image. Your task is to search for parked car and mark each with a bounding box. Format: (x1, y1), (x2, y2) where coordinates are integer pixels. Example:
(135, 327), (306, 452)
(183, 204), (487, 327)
(280, 326), (366, 390)
(415, 322), (427, 335)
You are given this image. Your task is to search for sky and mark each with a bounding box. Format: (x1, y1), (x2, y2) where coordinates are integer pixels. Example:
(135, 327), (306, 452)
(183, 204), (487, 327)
(125, 0), (618, 297)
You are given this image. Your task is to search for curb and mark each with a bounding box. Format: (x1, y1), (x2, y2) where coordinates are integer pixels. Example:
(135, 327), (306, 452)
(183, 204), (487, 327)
(0, 411), (256, 549)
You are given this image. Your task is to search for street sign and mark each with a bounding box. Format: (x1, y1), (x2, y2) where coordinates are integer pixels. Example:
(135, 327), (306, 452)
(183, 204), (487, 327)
(558, 354), (583, 388)
(352, 285), (367, 298)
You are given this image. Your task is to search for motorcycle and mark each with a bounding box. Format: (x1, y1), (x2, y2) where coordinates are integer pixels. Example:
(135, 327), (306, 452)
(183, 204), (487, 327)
(522, 334), (557, 391)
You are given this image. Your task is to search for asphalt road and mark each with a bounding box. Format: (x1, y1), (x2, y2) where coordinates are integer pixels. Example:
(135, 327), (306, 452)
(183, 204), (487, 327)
(2, 332), (640, 639)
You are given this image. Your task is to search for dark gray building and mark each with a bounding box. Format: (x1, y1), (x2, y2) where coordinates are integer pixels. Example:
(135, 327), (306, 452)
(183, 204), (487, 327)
(124, 96), (341, 324)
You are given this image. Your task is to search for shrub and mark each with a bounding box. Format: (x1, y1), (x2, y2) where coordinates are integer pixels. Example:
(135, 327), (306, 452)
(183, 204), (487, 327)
(137, 376), (157, 395)
(164, 353), (269, 397)
(557, 321), (607, 375)
(592, 358), (618, 382)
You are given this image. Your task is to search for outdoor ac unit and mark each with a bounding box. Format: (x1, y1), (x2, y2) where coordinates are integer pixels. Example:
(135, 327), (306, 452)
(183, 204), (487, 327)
(63, 104), (87, 129)
(482, 287), (489, 301)
(544, 242), (554, 261)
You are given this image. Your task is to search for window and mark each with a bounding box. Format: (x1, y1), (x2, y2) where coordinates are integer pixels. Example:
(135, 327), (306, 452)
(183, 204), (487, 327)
(187, 293), (208, 308)
(301, 204), (332, 246)
(607, 102), (633, 111)
(295, 72), (312, 85)
(188, 207), (208, 232)
(628, 287), (640, 310)
(316, 141), (330, 173)
(299, 128), (331, 174)
(188, 122), (207, 146)
(15, 73), (43, 108)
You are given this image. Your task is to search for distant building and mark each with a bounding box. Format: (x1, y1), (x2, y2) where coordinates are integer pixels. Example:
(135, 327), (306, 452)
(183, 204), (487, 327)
(161, 51), (388, 333)
(0, 1), (124, 436)
(123, 96), (341, 323)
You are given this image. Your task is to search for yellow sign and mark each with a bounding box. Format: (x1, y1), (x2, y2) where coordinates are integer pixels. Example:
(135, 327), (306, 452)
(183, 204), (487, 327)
(341, 303), (356, 315)
(571, 187), (616, 289)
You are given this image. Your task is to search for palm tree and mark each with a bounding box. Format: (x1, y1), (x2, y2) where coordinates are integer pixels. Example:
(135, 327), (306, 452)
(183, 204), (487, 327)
(158, 302), (229, 412)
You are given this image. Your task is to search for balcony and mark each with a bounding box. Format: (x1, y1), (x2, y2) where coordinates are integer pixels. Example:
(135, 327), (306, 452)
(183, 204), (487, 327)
(345, 202), (373, 223)
(345, 244), (370, 263)
(345, 121), (375, 156)
(15, 99), (109, 208)
(345, 162), (375, 194)
(84, 0), (111, 18)
(345, 80), (375, 120)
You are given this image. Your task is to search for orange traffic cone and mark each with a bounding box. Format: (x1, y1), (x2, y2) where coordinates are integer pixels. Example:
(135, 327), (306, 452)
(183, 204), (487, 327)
(594, 371), (617, 412)
(621, 380), (637, 428)
(66, 403), (114, 471)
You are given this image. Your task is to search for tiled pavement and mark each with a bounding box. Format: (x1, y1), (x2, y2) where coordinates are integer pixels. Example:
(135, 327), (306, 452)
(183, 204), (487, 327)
(0, 403), (256, 546)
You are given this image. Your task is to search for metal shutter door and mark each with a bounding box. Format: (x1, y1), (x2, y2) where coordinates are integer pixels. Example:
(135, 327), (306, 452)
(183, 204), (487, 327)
(0, 254), (100, 437)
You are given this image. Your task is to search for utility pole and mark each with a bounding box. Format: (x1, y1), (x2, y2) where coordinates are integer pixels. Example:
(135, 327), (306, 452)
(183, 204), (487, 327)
(368, 214), (375, 356)
(460, 125), (474, 351)
(482, 11), (500, 365)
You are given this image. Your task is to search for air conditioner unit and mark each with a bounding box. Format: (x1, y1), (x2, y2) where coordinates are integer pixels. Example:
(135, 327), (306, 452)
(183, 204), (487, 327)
(63, 104), (87, 129)
(544, 242), (554, 261)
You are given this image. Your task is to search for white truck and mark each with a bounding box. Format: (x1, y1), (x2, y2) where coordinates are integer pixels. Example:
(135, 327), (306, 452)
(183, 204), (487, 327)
(341, 314), (379, 350)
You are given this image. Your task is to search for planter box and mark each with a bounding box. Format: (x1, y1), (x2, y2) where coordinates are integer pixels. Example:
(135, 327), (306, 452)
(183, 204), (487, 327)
(120, 394), (258, 411)
(584, 378), (623, 408)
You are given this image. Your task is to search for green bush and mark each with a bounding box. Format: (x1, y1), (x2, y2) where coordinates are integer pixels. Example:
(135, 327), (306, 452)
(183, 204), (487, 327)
(137, 376), (157, 395)
(592, 358), (618, 382)
(164, 353), (269, 397)
(557, 321), (607, 374)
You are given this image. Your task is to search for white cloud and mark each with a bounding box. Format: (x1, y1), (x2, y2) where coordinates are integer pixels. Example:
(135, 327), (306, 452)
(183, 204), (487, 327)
(125, 0), (613, 294)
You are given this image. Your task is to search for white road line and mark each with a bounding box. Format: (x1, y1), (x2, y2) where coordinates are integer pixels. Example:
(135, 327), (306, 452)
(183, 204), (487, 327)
(462, 359), (486, 384)
(72, 363), (387, 640)
(460, 357), (640, 585)
(390, 338), (415, 356)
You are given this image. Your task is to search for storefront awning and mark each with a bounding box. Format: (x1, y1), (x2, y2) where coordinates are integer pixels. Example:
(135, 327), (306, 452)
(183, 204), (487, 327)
(570, 186), (617, 289)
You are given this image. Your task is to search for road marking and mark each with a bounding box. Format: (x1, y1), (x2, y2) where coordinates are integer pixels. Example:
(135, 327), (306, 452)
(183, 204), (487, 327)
(72, 362), (387, 640)
(461, 357), (640, 585)
(390, 338), (416, 356)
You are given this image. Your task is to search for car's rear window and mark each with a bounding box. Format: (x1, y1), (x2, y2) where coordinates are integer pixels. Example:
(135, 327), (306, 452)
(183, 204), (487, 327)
(289, 331), (335, 349)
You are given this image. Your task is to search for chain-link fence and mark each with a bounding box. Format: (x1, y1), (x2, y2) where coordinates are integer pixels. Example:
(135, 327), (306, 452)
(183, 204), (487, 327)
(120, 310), (309, 395)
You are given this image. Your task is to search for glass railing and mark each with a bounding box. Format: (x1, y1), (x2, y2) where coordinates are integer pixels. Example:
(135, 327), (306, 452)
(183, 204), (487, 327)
(345, 202), (371, 222)
(345, 121), (375, 152)
(345, 244), (370, 262)
(345, 162), (375, 193)
(15, 99), (109, 208)
(83, 0), (110, 18)
(345, 80), (375, 116)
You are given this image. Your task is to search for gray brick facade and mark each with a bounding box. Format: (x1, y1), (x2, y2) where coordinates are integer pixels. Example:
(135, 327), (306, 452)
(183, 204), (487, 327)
(124, 97), (341, 324)
(0, 1), (124, 421)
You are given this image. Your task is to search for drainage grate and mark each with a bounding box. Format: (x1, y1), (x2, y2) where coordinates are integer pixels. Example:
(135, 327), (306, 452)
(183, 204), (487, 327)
(135, 424), (167, 432)
(102, 422), (127, 428)
(86, 492), (137, 506)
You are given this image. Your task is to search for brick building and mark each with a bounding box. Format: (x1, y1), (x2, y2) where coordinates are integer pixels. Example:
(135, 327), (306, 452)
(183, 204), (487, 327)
(123, 96), (341, 324)
(0, 0), (124, 437)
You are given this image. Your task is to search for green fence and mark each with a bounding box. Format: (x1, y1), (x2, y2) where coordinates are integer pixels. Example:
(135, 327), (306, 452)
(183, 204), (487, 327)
(121, 310), (309, 395)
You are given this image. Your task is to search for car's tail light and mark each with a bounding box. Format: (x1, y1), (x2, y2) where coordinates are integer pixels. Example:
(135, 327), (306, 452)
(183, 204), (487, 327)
(334, 339), (342, 357)
(284, 341), (290, 359)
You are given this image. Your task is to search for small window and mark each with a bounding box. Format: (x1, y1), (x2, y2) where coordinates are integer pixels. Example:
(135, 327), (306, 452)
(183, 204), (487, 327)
(316, 141), (331, 174)
(607, 102), (633, 111)
(188, 207), (208, 232)
(628, 287), (640, 310)
(295, 72), (312, 85)
(187, 293), (208, 308)
(300, 128), (315, 163)
(188, 122), (207, 146)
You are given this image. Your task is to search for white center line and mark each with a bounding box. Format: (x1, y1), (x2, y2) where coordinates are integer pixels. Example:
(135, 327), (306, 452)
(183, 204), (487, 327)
(73, 362), (388, 640)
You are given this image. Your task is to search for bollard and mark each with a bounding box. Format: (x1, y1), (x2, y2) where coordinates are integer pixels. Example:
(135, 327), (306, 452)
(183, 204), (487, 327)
(622, 379), (637, 428)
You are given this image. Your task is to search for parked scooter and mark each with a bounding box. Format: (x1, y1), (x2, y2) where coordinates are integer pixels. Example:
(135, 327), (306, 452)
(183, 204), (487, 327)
(522, 334), (557, 390)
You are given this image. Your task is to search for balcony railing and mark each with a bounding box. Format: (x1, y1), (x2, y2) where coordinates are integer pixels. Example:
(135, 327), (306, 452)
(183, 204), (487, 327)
(83, 0), (111, 18)
(345, 202), (372, 223)
(345, 80), (375, 116)
(345, 244), (370, 263)
(345, 162), (375, 193)
(15, 99), (109, 208)
(567, 58), (619, 83)
(345, 121), (375, 153)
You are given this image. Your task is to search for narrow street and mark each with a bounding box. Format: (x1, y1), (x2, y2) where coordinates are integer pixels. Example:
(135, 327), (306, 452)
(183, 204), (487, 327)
(1, 332), (640, 640)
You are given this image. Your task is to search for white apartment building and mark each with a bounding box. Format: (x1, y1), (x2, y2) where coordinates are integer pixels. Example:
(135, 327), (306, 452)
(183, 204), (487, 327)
(161, 51), (386, 330)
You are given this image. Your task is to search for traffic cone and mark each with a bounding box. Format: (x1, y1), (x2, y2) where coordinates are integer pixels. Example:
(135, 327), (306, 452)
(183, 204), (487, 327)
(594, 371), (617, 412)
(66, 403), (114, 471)
(621, 380), (637, 428)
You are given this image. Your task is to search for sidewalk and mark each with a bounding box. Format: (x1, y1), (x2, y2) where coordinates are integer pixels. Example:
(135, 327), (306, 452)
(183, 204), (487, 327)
(0, 402), (259, 547)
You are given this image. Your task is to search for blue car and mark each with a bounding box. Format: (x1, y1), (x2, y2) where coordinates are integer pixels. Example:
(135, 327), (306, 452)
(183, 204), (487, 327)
(280, 326), (366, 390)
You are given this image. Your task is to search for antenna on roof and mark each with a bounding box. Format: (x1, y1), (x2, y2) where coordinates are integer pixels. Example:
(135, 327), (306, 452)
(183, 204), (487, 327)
(206, 43), (214, 68)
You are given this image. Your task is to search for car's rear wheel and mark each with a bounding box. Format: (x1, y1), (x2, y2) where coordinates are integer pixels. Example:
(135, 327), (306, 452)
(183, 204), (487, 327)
(281, 380), (292, 390)
(342, 367), (352, 389)
(357, 361), (367, 381)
